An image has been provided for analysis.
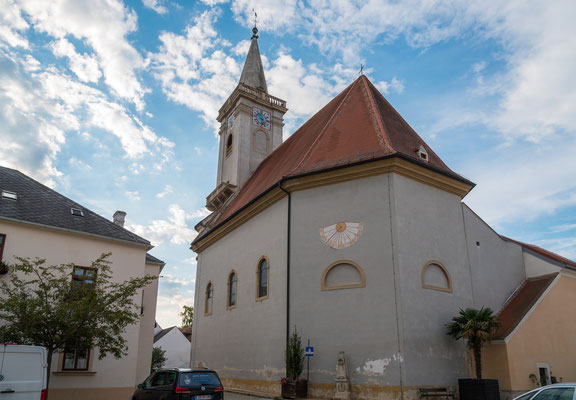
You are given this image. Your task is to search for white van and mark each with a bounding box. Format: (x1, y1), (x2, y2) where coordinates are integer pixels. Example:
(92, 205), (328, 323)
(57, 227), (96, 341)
(0, 345), (47, 400)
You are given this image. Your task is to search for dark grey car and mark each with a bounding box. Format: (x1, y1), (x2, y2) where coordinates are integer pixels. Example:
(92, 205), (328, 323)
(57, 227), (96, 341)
(132, 368), (224, 400)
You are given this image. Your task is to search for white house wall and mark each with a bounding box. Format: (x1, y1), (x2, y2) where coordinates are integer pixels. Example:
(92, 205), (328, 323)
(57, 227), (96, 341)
(155, 328), (191, 369)
(0, 219), (155, 394)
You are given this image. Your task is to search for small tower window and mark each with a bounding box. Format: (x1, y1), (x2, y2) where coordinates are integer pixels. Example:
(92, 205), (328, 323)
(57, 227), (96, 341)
(416, 145), (428, 161)
(225, 133), (233, 157)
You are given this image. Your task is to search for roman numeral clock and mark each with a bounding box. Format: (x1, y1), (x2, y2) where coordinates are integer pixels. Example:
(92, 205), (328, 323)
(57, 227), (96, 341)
(252, 107), (271, 130)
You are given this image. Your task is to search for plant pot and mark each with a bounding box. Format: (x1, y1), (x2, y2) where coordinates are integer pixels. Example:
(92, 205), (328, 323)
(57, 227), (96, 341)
(281, 380), (308, 399)
(459, 379), (500, 400)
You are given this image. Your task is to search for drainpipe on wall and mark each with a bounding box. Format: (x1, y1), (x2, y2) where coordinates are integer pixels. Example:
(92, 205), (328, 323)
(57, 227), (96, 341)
(278, 181), (291, 348)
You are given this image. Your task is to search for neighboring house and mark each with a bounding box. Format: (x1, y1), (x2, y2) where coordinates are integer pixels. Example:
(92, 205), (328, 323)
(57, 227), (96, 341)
(0, 166), (164, 400)
(189, 27), (576, 400)
(153, 326), (191, 369)
(483, 240), (576, 399)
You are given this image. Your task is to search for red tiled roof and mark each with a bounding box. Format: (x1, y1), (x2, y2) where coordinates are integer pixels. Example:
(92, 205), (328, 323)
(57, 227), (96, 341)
(493, 273), (558, 340)
(501, 236), (576, 269)
(194, 75), (473, 244)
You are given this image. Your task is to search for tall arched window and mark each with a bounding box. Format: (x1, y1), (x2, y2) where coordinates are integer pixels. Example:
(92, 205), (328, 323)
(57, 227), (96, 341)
(256, 257), (269, 300)
(204, 282), (213, 315)
(227, 271), (237, 309)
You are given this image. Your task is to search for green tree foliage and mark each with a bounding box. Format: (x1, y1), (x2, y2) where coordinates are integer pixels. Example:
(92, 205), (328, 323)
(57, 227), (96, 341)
(151, 346), (167, 372)
(0, 253), (156, 389)
(285, 326), (305, 381)
(446, 307), (501, 379)
(180, 305), (194, 327)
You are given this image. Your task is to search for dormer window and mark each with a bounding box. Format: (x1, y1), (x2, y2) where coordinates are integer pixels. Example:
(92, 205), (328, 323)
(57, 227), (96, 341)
(225, 133), (233, 157)
(416, 146), (428, 162)
(71, 208), (84, 217)
(1, 190), (17, 200)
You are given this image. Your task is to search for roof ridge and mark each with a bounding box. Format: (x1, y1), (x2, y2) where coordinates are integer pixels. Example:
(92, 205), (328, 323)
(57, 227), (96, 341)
(360, 75), (394, 153)
(288, 78), (360, 175)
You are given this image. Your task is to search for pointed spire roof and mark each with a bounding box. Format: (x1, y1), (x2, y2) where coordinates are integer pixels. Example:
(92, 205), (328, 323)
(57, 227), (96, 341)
(239, 27), (267, 92)
(194, 75), (474, 244)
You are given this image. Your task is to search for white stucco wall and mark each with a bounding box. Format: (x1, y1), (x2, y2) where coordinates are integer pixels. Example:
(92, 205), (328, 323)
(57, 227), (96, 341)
(155, 328), (191, 369)
(0, 219), (158, 390)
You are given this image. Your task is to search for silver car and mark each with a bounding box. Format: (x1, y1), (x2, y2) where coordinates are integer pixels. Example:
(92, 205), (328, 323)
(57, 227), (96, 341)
(514, 384), (576, 400)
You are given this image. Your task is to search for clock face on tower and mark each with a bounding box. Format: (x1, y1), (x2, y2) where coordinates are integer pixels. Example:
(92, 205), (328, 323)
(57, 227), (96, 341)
(252, 107), (271, 130)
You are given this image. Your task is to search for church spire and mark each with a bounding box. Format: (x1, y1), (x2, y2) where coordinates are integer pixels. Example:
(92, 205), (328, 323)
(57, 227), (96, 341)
(239, 23), (268, 93)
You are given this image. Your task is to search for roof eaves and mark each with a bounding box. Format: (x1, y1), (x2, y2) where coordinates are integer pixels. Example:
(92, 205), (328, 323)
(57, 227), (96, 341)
(0, 215), (151, 249)
(192, 153), (474, 248)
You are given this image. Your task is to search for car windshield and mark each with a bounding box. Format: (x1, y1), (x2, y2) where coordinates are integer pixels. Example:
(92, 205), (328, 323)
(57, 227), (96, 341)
(179, 372), (221, 388)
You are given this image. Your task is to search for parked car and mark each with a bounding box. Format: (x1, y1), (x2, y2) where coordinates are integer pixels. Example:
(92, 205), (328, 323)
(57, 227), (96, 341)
(514, 384), (576, 400)
(132, 368), (224, 400)
(0, 344), (47, 400)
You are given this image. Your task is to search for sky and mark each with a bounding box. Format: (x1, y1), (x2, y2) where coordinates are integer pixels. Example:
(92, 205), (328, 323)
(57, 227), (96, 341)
(1, 0), (575, 328)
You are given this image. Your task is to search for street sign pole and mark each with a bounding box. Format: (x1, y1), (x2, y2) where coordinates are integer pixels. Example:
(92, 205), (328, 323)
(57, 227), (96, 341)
(307, 339), (310, 381)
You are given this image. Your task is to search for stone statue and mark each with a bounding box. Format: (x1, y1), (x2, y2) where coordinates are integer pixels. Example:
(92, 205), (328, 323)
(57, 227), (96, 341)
(334, 352), (351, 400)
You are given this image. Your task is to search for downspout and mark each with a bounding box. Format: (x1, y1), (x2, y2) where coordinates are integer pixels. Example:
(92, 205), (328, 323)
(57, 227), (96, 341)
(278, 181), (291, 346)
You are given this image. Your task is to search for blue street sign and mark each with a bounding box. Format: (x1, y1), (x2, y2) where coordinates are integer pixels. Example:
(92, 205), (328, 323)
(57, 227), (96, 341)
(305, 346), (314, 357)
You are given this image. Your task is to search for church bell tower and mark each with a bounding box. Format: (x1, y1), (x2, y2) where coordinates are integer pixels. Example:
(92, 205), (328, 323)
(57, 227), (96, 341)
(206, 25), (287, 212)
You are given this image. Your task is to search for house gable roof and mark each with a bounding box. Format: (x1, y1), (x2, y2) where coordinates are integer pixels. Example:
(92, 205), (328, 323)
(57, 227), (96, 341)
(0, 166), (150, 246)
(194, 75), (473, 245)
(154, 326), (176, 343)
(493, 273), (558, 340)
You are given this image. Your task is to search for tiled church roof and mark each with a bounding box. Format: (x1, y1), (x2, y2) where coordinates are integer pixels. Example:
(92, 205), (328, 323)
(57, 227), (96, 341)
(493, 273), (558, 340)
(195, 75), (473, 242)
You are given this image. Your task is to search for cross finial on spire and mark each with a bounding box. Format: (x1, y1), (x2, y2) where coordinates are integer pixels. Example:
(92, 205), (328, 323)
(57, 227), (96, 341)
(251, 9), (259, 39)
(360, 64), (365, 75)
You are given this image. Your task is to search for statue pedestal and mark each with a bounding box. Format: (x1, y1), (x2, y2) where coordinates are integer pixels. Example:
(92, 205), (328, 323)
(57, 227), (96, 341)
(334, 378), (351, 400)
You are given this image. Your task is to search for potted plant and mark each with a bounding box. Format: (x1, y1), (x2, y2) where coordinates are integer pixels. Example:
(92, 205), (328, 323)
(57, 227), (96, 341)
(446, 307), (501, 400)
(281, 327), (307, 399)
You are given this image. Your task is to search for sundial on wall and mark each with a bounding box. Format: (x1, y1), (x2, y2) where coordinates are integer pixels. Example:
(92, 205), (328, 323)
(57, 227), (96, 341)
(319, 222), (363, 249)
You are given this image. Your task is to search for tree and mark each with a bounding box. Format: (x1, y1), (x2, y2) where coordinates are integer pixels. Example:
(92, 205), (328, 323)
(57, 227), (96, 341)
(285, 326), (305, 382)
(445, 307), (501, 379)
(0, 253), (156, 392)
(151, 346), (167, 372)
(180, 305), (194, 327)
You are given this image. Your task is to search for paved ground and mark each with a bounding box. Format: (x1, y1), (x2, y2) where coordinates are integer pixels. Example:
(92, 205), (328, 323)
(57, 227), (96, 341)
(224, 390), (275, 400)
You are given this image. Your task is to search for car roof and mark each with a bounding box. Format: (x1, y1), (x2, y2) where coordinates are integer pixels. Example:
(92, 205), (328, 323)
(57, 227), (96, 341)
(156, 368), (218, 373)
(515, 384), (576, 399)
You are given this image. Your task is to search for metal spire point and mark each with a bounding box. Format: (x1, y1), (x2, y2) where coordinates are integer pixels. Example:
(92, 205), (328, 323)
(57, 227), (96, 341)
(251, 9), (259, 39)
(360, 64), (364, 75)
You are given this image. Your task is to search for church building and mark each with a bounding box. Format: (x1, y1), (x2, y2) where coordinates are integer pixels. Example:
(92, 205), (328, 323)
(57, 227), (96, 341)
(190, 27), (576, 400)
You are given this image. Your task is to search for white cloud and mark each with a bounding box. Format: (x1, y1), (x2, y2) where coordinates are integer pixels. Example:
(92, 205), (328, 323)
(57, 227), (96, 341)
(126, 190), (141, 201)
(375, 77), (404, 95)
(17, 0), (148, 109)
(0, 0), (29, 48)
(142, 0), (168, 15)
(550, 224), (576, 234)
(50, 38), (102, 83)
(127, 204), (208, 246)
(155, 292), (195, 328)
(156, 184), (173, 198)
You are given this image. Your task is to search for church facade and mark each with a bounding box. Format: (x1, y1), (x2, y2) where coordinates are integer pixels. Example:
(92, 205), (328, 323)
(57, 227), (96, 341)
(190, 28), (576, 400)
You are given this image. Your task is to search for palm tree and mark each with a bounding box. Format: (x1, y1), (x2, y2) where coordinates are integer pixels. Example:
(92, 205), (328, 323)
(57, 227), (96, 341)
(446, 307), (501, 379)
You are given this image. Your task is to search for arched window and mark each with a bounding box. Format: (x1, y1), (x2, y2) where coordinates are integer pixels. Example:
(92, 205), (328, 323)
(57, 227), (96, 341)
(225, 133), (233, 156)
(227, 271), (237, 309)
(256, 257), (269, 300)
(204, 282), (213, 315)
(421, 261), (452, 292)
(321, 260), (366, 291)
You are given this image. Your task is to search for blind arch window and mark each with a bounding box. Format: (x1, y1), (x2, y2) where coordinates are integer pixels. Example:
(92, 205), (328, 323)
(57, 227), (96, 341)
(421, 261), (452, 293)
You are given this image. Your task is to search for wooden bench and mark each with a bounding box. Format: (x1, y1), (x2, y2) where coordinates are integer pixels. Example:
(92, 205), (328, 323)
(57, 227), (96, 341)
(419, 387), (455, 400)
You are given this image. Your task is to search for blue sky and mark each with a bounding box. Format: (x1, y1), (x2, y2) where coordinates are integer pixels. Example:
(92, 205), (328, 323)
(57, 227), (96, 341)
(1, 0), (575, 327)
